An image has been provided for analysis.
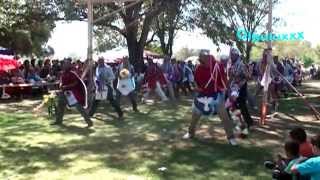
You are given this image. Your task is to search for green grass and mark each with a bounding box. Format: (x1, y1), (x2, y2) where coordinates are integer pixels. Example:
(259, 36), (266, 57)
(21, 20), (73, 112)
(1, 83), (320, 180)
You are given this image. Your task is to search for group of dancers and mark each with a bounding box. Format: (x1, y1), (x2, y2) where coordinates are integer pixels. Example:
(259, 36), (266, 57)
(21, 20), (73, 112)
(52, 47), (305, 146)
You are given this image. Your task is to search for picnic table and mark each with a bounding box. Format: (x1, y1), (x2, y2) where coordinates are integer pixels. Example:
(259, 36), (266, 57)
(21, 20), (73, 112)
(0, 81), (60, 99)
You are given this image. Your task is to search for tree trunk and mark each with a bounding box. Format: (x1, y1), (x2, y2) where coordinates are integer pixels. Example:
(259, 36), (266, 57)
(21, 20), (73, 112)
(157, 28), (175, 57)
(158, 32), (167, 56)
(167, 27), (175, 57)
(245, 42), (253, 63)
(127, 37), (144, 73)
(123, 0), (165, 72)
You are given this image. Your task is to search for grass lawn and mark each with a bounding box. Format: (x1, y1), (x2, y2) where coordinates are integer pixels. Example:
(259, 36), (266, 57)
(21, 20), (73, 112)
(1, 81), (320, 180)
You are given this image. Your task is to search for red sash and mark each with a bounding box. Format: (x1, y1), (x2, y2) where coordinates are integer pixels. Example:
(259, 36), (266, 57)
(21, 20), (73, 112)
(194, 56), (227, 95)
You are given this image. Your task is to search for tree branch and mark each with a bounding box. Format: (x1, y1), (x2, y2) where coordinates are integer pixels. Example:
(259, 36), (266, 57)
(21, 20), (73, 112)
(138, 2), (165, 48)
(95, 21), (127, 38)
(145, 32), (156, 45)
(109, 24), (127, 38)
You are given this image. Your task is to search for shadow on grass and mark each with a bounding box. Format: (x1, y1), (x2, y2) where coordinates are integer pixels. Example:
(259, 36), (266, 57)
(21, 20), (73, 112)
(149, 140), (272, 180)
(2, 96), (312, 179)
(0, 129), (273, 179)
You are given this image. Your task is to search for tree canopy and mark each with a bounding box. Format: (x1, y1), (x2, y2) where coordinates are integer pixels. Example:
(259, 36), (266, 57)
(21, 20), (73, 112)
(193, 0), (278, 62)
(152, 0), (190, 57)
(173, 46), (200, 60)
(251, 41), (320, 67)
(0, 0), (57, 56)
(2, 0), (320, 68)
(55, 0), (178, 70)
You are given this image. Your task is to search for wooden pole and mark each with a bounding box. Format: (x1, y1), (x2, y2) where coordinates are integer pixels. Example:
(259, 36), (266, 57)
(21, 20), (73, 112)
(85, 0), (95, 110)
(276, 71), (320, 120)
(80, 0), (140, 110)
(88, 0), (93, 61)
(260, 0), (273, 125)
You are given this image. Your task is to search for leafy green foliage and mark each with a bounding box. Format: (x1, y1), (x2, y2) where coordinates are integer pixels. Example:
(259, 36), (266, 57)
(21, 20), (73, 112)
(56, 0), (175, 68)
(173, 46), (200, 60)
(193, 0), (279, 62)
(0, 0), (57, 56)
(152, 0), (190, 57)
(94, 27), (126, 53)
(251, 41), (320, 66)
(145, 43), (164, 56)
(303, 56), (314, 67)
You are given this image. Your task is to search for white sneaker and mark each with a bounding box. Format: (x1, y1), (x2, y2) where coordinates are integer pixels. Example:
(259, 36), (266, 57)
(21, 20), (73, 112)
(242, 128), (249, 135)
(233, 126), (242, 135)
(228, 138), (238, 146)
(182, 132), (192, 139)
(141, 98), (146, 103)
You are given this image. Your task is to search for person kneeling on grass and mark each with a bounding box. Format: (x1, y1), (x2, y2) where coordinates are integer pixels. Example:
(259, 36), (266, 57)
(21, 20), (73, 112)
(291, 134), (320, 180)
(183, 50), (237, 146)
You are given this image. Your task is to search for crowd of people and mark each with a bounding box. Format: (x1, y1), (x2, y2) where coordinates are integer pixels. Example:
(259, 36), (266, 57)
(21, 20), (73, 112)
(0, 58), (64, 85)
(1, 48), (319, 179)
(248, 52), (307, 113)
(43, 48), (302, 145)
(0, 49), (312, 138)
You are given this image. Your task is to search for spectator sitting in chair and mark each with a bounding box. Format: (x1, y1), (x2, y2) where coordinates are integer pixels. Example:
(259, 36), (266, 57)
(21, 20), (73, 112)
(35, 60), (43, 75)
(51, 59), (62, 78)
(26, 68), (42, 84)
(10, 69), (25, 84)
(0, 71), (10, 85)
(39, 59), (51, 79)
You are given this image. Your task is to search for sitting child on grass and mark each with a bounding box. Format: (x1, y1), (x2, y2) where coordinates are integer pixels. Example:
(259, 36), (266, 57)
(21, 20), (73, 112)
(264, 127), (316, 180)
(289, 127), (314, 158)
(291, 134), (320, 180)
(265, 140), (305, 180)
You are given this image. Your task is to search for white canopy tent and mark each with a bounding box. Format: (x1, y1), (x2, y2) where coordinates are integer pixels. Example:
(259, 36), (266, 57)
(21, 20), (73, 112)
(94, 47), (128, 63)
(185, 56), (199, 65)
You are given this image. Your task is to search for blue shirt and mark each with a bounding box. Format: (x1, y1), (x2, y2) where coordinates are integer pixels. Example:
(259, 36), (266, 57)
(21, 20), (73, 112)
(296, 156), (320, 180)
(96, 64), (115, 84)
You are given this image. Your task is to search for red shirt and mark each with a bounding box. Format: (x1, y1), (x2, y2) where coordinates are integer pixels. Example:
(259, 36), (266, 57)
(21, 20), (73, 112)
(194, 56), (227, 95)
(144, 63), (167, 89)
(299, 141), (314, 157)
(61, 70), (86, 106)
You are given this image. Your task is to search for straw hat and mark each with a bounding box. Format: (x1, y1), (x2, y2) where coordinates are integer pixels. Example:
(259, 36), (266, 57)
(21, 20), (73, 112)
(120, 68), (130, 79)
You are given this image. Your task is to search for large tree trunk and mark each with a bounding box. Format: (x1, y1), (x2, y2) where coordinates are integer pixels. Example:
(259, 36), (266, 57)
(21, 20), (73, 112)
(127, 38), (144, 73)
(167, 27), (175, 57)
(123, 0), (165, 72)
(128, 44), (144, 72)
